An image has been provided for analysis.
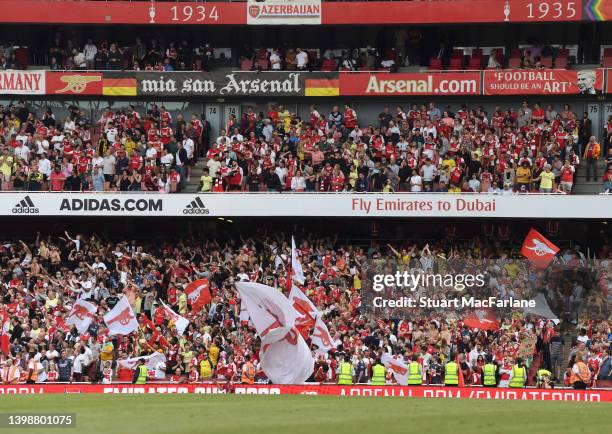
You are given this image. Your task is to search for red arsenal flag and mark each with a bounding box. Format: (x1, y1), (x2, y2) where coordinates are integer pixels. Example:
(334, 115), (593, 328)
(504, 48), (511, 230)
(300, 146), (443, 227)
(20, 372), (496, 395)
(184, 278), (212, 313)
(520, 228), (560, 269)
(463, 308), (500, 331)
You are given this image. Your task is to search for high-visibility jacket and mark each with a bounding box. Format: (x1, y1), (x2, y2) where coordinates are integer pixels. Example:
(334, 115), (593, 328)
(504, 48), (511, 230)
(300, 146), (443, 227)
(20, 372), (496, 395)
(536, 368), (552, 387)
(509, 365), (526, 388)
(444, 362), (459, 385)
(370, 364), (386, 386)
(407, 362), (422, 385)
(569, 362), (590, 385)
(135, 365), (148, 384)
(241, 362), (255, 384)
(483, 363), (497, 386)
(338, 362), (353, 385)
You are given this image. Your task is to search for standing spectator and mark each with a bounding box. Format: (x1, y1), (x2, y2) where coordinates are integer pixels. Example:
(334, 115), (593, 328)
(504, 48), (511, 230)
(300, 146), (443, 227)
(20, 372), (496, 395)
(84, 39), (97, 70)
(583, 136), (601, 181)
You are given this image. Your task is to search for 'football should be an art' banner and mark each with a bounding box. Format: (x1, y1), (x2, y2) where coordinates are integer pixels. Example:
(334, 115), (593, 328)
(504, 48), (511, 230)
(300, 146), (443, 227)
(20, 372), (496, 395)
(483, 69), (604, 95)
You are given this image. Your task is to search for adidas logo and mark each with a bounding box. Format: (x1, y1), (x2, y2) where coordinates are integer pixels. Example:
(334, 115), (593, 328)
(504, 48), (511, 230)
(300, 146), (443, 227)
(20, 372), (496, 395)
(12, 195), (39, 214)
(183, 196), (209, 215)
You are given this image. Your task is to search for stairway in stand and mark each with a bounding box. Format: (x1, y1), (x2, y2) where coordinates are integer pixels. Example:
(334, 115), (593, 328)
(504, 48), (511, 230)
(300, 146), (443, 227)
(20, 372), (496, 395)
(572, 159), (608, 195)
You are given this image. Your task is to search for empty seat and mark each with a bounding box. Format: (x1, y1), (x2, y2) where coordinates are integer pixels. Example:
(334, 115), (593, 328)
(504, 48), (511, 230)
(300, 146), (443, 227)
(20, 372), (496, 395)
(510, 48), (523, 58)
(240, 58), (253, 71)
(540, 56), (553, 68)
(472, 48), (483, 59)
(557, 48), (570, 58)
(429, 58), (442, 70)
(468, 57), (482, 70)
(448, 57), (462, 70)
(321, 58), (337, 71)
(508, 57), (521, 69)
(452, 49), (463, 58)
(555, 56), (568, 68)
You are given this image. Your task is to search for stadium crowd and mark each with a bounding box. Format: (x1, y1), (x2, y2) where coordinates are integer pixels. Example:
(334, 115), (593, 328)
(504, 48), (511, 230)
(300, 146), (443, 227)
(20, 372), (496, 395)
(0, 230), (609, 387)
(1, 100), (609, 193)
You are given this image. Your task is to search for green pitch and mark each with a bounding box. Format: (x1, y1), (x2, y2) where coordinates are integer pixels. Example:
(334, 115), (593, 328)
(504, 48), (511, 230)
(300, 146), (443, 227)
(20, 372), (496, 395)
(1, 395), (609, 434)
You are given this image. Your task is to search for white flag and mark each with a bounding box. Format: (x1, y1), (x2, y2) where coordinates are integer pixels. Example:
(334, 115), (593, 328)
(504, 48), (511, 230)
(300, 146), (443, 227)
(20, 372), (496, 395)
(117, 352), (166, 370)
(291, 236), (305, 284)
(235, 282), (296, 345)
(239, 301), (250, 323)
(260, 331), (314, 384)
(289, 284), (318, 320)
(310, 316), (340, 356)
(381, 354), (408, 385)
(104, 296), (138, 336)
(159, 300), (189, 335)
(66, 299), (97, 334)
(235, 282), (314, 384)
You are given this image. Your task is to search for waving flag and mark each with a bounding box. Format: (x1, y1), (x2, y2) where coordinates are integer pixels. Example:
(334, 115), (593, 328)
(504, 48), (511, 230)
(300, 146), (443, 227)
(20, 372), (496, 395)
(1, 311), (10, 356)
(520, 228), (560, 269)
(66, 299), (97, 334)
(291, 236), (305, 284)
(463, 308), (500, 331)
(381, 354), (407, 385)
(184, 278), (212, 313)
(117, 351), (166, 370)
(104, 296), (138, 336)
(289, 284), (317, 339)
(310, 316), (340, 356)
(160, 300), (189, 335)
(236, 282), (314, 383)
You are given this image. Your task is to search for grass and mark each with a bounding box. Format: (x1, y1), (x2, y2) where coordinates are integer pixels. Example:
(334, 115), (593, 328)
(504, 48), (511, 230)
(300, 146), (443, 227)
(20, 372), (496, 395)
(0, 395), (609, 434)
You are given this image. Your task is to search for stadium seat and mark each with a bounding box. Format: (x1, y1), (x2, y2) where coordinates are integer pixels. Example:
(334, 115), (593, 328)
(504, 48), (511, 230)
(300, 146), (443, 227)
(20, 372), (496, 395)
(428, 58), (442, 70)
(555, 56), (568, 68)
(448, 58), (462, 70)
(451, 49), (463, 59)
(557, 48), (570, 59)
(540, 56), (553, 68)
(467, 57), (481, 70)
(603, 48), (612, 67)
(508, 57), (521, 69)
(240, 58), (253, 71)
(321, 58), (337, 71)
(510, 48), (523, 58)
(259, 59), (270, 71)
(471, 48), (483, 59)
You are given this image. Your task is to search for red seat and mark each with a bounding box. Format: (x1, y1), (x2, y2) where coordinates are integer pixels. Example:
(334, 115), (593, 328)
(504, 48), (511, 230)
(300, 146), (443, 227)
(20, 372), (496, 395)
(448, 57), (462, 70)
(428, 58), (442, 70)
(510, 48), (523, 58)
(240, 58), (253, 71)
(472, 48), (483, 59)
(540, 56), (553, 68)
(557, 48), (570, 58)
(321, 58), (337, 71)
(604, 56), (612, 68)
(508, 57), (521, 69)
(468, 57), (481, 70)
(258, 59), (270, 71)
(451, 49), (463, 59)
(555, 56), (568, 68)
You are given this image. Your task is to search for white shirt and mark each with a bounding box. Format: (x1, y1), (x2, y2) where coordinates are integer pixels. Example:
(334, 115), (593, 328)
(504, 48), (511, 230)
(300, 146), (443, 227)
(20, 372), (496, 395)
(296, 51), (308, 68)
(183, 138), (195, 159)
(410, 175), (422, 192)
(270, 53), (281, 70)
(38, 158), (52, 177)
(84, 44), (98, 61)
(161, 153), (174, 167)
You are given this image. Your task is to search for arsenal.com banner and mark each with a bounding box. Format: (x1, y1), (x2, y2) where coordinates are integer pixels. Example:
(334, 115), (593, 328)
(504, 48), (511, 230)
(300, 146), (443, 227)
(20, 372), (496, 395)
(339, 72), (481, 96)
(0, 384), (609, 401)
(483, 69), (604, 95)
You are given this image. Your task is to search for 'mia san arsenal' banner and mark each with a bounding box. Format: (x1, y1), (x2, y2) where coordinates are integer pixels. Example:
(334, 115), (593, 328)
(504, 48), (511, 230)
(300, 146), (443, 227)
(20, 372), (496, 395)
(0, 384), (609, 401)
(483, 69), (604, 95)
(0, 70), (45, 95)
(130, 71), (336, 97)
(339, 72), (481, 96)
(247, 0), (321, 25)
